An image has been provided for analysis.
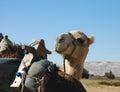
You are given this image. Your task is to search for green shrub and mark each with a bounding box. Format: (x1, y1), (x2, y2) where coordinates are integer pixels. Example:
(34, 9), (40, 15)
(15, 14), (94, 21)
(104, 71), (115, 79)
(99, 81), (120, 86)
(82, 68), (89, 79)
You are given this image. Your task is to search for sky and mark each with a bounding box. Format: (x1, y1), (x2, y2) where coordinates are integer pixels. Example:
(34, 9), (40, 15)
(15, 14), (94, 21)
(0, 0), (120, 65)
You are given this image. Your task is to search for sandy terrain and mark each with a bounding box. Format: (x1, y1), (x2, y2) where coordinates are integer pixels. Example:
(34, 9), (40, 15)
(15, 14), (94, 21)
(81, 78), (120, 92)
(85, 86), (120, 92)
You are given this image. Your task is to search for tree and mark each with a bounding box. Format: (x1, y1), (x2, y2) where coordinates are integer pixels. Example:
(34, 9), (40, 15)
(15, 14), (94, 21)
(82, 68), (89, 79)
(104, 71), (115, 79)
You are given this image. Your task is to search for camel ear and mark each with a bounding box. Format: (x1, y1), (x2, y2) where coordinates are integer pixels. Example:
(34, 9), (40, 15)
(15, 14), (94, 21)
(88, 34), (94, 45)
(5, 35), (8, 39)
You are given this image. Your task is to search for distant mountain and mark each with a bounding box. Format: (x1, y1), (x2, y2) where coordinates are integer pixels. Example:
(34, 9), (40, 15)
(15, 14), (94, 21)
(84, 61), (120, 77)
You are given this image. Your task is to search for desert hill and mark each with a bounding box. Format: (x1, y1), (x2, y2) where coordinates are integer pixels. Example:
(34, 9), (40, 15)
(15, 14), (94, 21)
(84, 61), (120, 77)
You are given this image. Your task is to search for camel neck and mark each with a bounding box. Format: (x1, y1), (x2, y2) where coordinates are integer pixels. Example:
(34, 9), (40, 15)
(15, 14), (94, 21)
(65, 59), (83, 80)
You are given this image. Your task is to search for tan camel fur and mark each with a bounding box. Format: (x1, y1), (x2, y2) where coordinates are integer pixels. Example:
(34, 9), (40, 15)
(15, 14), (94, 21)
(54, 30), (94, 80)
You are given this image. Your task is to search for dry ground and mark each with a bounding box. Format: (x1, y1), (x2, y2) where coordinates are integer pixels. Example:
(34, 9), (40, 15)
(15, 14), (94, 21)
(85, 85), (120, 92)
(81, 79), (120, 92)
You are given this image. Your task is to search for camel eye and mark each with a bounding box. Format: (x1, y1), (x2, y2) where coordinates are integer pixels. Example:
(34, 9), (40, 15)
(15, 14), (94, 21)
(59, 37), (65, 43)
(77, 38), (84, 44)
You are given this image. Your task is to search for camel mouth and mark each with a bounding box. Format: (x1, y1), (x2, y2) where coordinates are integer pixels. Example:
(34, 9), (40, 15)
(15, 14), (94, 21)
(55, 50), (62, 53)
(55, 44), (69, 54)
(55, 47), (64, 53)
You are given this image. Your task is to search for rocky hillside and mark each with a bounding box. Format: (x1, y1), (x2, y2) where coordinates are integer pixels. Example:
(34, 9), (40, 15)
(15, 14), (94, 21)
(84, 61), (120, 77)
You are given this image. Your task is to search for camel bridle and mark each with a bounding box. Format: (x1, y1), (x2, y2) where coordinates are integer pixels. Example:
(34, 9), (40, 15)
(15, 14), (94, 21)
(63, 32), (77, 73)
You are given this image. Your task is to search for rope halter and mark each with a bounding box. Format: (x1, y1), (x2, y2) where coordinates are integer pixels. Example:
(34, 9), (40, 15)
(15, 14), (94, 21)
(63, 32), (78, 72)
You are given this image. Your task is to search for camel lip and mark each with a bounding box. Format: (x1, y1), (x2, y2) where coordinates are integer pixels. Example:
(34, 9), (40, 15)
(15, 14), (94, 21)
(55, 45), (69, 54)
(55, 47), (67, 54)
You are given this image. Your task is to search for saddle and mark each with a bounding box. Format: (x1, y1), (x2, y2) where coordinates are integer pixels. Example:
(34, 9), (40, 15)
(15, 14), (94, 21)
(10, 39), (51, 88)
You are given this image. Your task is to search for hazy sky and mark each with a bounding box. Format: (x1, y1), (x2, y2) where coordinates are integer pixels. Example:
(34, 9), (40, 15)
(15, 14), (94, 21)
(0, 0), (120, 65)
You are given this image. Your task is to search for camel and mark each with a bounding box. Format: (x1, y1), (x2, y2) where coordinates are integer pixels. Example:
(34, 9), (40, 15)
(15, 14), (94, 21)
(0, 35), (24, 58)
(0, 35), (86, 92)
(22, 62), (86, 92)
(19, 40), (86, 92)
(54, 30), (94, 80)
(40, 63), (86, 92)
(0, 35), (29, 92)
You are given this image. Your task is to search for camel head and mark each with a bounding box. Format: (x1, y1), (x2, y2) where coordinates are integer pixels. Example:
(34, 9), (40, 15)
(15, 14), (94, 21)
(54, 30), (94, 63)
(0, 35), (13, 54)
